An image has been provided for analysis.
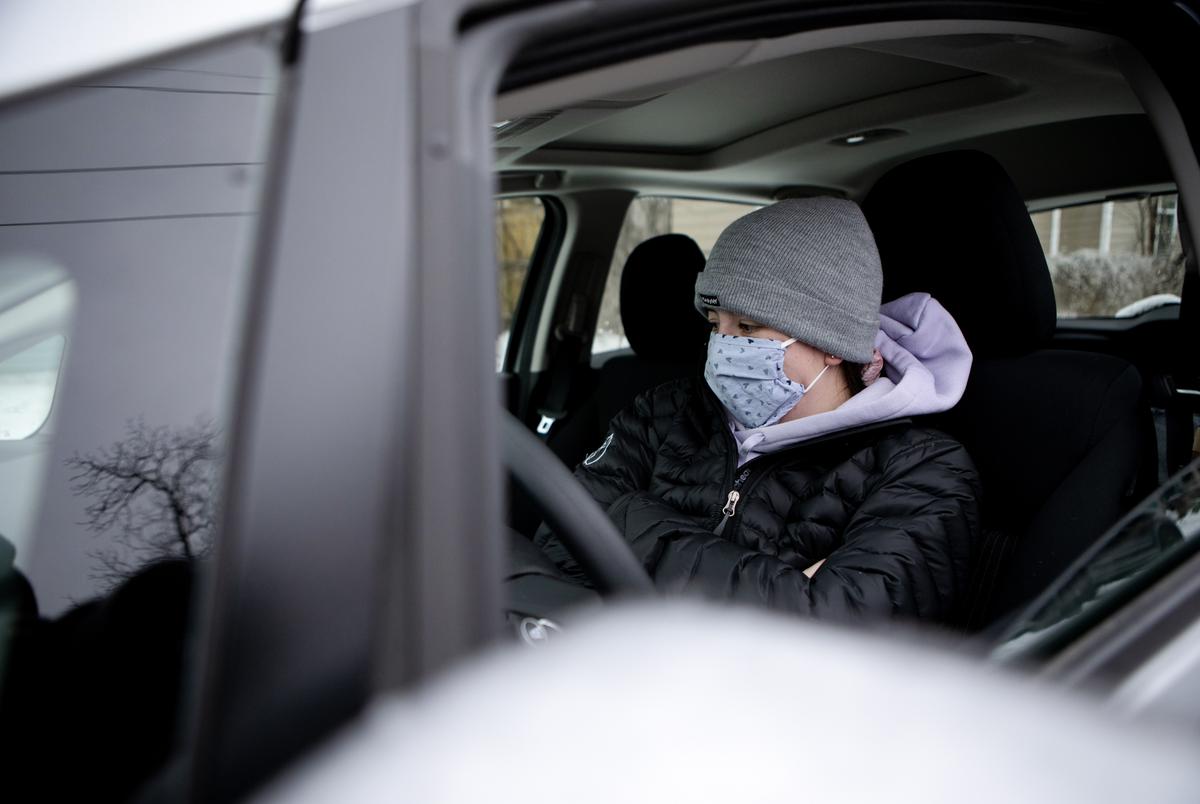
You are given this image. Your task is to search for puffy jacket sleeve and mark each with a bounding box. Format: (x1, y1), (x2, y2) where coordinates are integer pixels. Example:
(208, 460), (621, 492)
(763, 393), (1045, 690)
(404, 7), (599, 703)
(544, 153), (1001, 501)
(531, 386), (672, 582)
(639, 435), (980, 623)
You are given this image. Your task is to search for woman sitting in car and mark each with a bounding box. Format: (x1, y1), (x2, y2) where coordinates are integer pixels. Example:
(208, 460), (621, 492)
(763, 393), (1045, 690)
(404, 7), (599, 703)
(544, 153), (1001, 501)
(536, 197), (980, 623)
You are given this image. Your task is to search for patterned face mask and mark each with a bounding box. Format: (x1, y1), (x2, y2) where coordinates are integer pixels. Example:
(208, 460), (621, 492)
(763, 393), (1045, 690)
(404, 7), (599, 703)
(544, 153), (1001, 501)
(704, 333), (829, 428)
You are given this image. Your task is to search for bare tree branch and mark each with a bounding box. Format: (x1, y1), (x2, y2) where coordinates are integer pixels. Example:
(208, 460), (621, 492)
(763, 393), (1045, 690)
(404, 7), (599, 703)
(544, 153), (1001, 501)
(67, 417), (217, 588)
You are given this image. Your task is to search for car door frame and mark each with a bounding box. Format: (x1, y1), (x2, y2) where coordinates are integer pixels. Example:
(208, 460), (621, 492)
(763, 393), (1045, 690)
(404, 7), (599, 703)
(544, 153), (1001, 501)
(180, 3), (427, 800)
(178, 0), (595, 799)
(184, 0), (1200, 797)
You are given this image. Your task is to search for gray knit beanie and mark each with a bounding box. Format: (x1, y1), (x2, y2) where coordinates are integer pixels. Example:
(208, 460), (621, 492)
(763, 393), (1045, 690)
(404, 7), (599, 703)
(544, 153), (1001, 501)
(694, 197), (883, 363)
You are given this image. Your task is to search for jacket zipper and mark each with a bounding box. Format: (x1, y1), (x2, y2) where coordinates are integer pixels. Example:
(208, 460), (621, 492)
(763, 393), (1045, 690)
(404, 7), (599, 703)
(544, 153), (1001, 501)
(713, 467), (752, 536)
(708, 425), (740, 531)
(712, 460), (777, 537)
(710, 422), (779, 537)
(705, 392), (914, 540)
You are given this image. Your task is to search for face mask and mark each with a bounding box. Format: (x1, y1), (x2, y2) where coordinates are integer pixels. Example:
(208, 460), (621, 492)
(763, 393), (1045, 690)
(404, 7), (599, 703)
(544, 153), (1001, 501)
(704, 332), (829, 428)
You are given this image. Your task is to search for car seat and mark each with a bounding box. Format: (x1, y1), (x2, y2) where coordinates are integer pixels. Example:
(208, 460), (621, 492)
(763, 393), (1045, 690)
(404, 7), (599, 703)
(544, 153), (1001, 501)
(863, 150), (1148, 629)
(546, 233), (709, 467)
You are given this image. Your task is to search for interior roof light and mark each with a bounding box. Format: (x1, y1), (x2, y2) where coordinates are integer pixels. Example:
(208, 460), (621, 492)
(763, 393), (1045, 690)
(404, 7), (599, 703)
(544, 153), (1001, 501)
(830, 128), (906, 147)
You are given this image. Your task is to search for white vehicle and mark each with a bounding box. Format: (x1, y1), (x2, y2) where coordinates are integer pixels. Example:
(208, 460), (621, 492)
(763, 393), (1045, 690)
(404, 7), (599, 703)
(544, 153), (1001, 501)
(2, 1), (1200, 801)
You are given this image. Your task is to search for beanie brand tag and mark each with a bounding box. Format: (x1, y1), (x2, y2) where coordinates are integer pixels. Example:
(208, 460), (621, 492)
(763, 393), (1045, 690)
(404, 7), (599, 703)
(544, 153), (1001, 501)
(699, 293), (720, 308)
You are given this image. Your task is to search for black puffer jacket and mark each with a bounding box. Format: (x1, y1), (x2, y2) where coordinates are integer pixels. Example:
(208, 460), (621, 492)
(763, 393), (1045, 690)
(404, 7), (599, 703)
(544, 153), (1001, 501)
(536, 377), (980, 623)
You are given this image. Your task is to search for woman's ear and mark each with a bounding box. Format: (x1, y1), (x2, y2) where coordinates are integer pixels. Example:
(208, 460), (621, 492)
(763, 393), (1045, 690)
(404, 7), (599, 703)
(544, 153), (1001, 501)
(824, 354), (844, 366)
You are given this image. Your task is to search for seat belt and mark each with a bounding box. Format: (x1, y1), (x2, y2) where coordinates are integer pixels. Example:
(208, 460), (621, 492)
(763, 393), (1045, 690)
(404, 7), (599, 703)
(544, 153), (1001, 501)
(535, 327), (583, 437)
(1166, 203), (1200, 473)
(534, 292), (587, 439)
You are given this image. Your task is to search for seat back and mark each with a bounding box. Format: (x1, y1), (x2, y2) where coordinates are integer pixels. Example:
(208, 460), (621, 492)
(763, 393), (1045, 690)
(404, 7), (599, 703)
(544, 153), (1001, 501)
(548, 234), (708, 467)
(863, 150), (1146, 626)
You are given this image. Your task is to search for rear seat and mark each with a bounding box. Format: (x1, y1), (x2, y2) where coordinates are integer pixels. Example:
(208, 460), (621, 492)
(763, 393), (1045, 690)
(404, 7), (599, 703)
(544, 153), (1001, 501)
(548, 233), (709, 467)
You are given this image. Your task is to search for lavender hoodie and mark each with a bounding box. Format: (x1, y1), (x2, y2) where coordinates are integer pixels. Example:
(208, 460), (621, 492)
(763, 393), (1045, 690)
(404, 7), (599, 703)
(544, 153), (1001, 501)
(730, 292), (972, 466)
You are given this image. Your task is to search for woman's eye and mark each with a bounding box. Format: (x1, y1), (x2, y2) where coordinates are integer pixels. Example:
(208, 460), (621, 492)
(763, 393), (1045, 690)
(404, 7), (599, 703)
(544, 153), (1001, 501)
(708, 321), (719, 331)
(738, 323), (756, 333)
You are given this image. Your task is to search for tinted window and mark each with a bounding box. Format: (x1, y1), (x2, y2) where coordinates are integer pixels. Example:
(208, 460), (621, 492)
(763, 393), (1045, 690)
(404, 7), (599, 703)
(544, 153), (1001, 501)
(594, 197), (759, 354)
(0, 35), (278, 799)
(1030, 193), (1184, 318)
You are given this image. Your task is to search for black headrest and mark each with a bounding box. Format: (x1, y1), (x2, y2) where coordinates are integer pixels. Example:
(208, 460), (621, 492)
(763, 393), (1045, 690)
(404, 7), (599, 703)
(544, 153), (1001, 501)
(862, 150), (1056, 357)
(620, 233), (708, 359)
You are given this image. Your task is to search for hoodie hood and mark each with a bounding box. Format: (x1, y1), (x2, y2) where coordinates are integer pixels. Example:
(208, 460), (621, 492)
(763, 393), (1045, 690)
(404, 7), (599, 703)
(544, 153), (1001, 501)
(730, 292), (971, 465)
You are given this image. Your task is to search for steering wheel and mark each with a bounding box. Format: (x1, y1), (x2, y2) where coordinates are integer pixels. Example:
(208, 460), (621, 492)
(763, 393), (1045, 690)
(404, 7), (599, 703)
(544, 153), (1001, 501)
(500, 411), (653, 628)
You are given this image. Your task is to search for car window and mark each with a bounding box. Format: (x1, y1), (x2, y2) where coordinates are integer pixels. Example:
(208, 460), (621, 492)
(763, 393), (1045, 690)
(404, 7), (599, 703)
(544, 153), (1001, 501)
(994, 458), (1200, 664)
(593, 196), (760, 355)
(1030, 193), (1184, 318)
(0, 335), (66, 441)
(0, 34), (279, 800)
(495, 196), (545, 368)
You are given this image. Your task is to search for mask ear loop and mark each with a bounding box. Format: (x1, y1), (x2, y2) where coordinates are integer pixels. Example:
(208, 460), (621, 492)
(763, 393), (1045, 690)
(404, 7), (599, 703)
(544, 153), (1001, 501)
(803, 363), (830, 393)
(779, 337), (830, 392)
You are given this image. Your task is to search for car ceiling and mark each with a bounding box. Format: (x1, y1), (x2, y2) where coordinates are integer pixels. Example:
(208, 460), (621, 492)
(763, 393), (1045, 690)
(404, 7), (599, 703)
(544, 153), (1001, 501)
(495, 26), (1171, 203)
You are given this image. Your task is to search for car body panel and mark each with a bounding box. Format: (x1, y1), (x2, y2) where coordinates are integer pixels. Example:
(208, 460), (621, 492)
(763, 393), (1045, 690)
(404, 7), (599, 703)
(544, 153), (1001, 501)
(255, 603), (1200, 803)
(0, 0), (291, 106)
